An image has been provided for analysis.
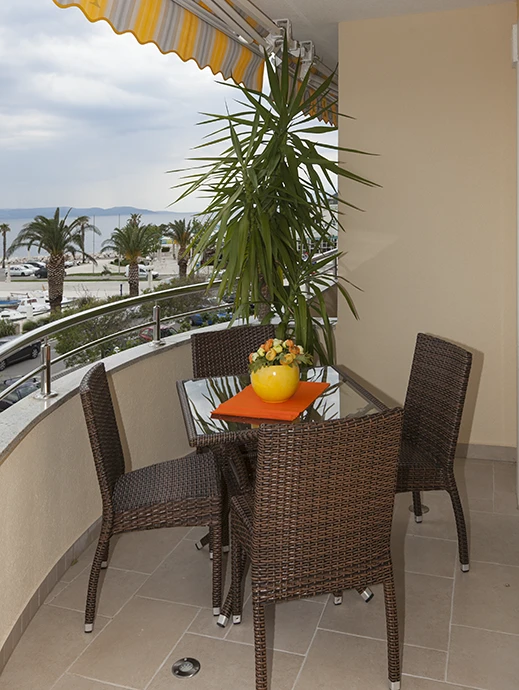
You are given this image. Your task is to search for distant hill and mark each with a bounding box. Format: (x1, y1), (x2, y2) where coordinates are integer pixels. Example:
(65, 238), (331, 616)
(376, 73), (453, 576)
(0, 207), (192, 220)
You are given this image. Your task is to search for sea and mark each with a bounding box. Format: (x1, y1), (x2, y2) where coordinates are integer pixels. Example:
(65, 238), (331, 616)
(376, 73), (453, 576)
(4, 212), (195, 260)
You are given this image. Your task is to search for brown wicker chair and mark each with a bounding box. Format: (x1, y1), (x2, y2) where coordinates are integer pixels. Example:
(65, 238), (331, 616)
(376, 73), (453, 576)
(396, 333), (472, 572)
(191, 322), (276, 378)
(79, 362), (223, 632)
(190, 323), (276, 553)
(230, 408), (404, 690)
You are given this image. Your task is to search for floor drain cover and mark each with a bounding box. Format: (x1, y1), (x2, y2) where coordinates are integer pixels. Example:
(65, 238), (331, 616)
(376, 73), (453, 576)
(172, 658), (201, 678)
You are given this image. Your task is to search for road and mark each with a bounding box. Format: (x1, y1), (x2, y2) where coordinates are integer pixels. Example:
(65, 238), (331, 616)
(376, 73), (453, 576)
(0, 343), (66, 387)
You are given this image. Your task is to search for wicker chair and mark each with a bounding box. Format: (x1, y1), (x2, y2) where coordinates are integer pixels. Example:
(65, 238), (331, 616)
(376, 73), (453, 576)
(79, 362), (223, 632)
(396, 333), (472, 572)
(191, 322), (276, 378)
(190, 323), (276, 553)
(230, 408), (404, 690)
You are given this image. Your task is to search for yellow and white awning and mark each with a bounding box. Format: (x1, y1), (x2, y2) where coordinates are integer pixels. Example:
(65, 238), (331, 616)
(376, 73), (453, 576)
(52, 0), (270, 91)
(52, 0), (338, 124)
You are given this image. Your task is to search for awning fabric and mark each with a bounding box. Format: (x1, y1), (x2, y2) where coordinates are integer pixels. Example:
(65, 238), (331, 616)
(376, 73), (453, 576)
(52, 0), (338, 125)
(52, 0), (265, 90)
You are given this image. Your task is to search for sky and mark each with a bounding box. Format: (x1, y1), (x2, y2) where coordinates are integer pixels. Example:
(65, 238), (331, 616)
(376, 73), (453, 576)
(0, 0), (259, 213)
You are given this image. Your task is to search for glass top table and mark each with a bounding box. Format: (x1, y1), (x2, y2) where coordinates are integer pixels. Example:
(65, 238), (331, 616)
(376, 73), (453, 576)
(177, 366), (387, 449)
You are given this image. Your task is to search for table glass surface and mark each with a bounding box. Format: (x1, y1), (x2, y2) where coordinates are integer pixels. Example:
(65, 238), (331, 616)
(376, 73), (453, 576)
(182, 366), (381, 439)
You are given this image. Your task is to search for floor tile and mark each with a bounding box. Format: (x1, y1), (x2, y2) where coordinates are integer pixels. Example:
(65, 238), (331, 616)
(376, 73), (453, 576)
(468, 511), (519, 567)
(319, 572), (453, 651)
(188, 608), (229, 639)
(402, 645), (447, 682)
(294, 628), (393, 690)
(448, 624), (519, 690)
(0, 606), (109, 690)
(452, 561), (519, 635)
(137, 539), (221, 609)
(403, 535), (457, 578)
(184, 526), (209, 542)
(147, 633), (303, 690)
(53, 674), (130, 690)
(50, 567), (148, 618)
(105, 527), (190, 574)
(494, 463), (519, 516)
(401, 680), (470, 690)
(70, 596), (199, 689)
(226, 598), (325, 655)
(454, 459), (494, 510)
(61, 544), (96, 583)
(395, 492), (459, 541)
(44, 580), (69, 604)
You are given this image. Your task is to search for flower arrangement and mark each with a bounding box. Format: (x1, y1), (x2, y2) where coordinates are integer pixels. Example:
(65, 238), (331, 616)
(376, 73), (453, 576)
(248, 338), (313, 373)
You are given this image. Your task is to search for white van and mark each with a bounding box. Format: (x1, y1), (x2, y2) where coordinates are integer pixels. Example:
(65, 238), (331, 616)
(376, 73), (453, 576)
(124, 264), (159, 280)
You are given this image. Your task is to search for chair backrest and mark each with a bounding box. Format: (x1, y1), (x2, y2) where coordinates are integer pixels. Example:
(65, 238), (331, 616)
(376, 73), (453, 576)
(80, 363), (126, 512)
(402, 333), (472, 466)
(191, 323), (276, 377)
(252, 408), (403, 601)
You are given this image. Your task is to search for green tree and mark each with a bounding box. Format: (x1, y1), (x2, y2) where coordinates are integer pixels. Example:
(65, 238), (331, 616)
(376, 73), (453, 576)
(102, 215), (161, 296)
(53, 296), (137, 367)
(174, 41), (375, 362)
(8, 208), (99, 312)
(0, 223), (10, 270)
(164, 218), (195, 278)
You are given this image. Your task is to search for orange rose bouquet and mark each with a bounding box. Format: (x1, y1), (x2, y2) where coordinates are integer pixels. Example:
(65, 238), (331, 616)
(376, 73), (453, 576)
(248, 338), (312, 373)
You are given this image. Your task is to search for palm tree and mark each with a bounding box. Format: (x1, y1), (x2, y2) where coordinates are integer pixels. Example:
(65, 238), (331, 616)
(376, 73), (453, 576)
(0, 223), (10, 269)
(165, 219), (195, 278)
(102, 215), (161, 296)
(8, 208), (99, 312)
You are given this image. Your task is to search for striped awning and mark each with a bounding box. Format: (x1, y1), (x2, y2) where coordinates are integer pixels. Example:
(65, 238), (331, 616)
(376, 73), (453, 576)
(52, 0), (269, 90)
(52, 0), (338, 124)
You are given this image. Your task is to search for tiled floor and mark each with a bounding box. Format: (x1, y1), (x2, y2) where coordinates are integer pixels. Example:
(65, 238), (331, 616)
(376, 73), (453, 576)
(1, 458), (519, 690)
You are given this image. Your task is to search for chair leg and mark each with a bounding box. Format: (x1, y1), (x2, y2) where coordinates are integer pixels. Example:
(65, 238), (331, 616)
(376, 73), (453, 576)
(209, 524), (222, 615)
(231, 539), (245, 624)
(85, 529), (110, 632)
(333, 590), (342, 605)
(383, 572), (401, 690)
(252, 598), (268, 690)
(412, 491), (423, 523)
(101, 542), (109, 569)
(447, 481), (470, 572)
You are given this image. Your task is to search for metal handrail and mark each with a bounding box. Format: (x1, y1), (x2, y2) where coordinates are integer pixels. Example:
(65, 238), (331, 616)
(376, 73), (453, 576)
(0, 279), (222, 400)
(0, 252), (339, 402)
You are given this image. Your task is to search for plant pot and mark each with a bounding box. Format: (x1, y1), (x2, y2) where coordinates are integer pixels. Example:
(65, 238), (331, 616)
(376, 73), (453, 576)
(250, 364), (300, 403)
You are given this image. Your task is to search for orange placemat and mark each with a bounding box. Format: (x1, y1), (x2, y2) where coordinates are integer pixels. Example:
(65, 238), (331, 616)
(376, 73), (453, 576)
(211, 381), (330, 422)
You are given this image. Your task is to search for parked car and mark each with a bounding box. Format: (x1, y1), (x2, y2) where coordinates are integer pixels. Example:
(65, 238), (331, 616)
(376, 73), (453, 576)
(0, 337), (41, 371)
(25, 261), (46, 271)
(35, 267), (48, 278)
(189, 310), (231, 327)
(9, 265), (35, 277)
(124, 264), (159, 280)
(138, 324), (180, 342)
(0, 377), (40, 411)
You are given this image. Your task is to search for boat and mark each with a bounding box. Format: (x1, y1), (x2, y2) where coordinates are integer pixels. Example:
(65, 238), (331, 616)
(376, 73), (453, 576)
(0, 294), (51, 321)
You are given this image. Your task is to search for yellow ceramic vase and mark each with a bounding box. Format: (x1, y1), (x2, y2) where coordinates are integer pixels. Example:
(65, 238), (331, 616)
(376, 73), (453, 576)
(250, 364), (300, 403)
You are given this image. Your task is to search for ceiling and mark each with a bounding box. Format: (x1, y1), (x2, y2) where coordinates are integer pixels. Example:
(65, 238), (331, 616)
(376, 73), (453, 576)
(258, 0), (507, 69)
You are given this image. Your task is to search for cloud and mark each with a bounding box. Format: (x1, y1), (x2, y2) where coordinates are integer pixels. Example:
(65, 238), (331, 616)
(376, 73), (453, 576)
(0, 0), (337, 212)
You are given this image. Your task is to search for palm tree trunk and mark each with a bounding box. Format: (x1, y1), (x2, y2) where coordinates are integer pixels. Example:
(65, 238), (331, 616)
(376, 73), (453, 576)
(48, 253), (66, 312)
(178, 244), (188, 278)
(128, 262), (139, 297)
(2, 231), (6, 270)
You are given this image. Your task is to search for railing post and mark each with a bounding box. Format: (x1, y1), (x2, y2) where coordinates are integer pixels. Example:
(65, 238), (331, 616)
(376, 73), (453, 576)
(36, 337), (58, 399)
(151, 304), (165, 347)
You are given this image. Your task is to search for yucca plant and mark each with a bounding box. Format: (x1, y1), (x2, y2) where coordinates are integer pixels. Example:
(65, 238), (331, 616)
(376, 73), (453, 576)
(174, 41), (376, 363)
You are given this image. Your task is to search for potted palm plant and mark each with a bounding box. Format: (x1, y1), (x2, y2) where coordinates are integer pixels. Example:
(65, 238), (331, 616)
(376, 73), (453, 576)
(174, 41), (376, 363)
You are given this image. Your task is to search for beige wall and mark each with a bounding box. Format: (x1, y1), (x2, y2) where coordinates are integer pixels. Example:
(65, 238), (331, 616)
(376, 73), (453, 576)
(0, 340), (193, 650)
(336, 3), (517, 448)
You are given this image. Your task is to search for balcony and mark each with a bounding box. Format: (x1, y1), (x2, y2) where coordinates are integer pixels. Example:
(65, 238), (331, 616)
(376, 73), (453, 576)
(0, 318), (517, 690)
